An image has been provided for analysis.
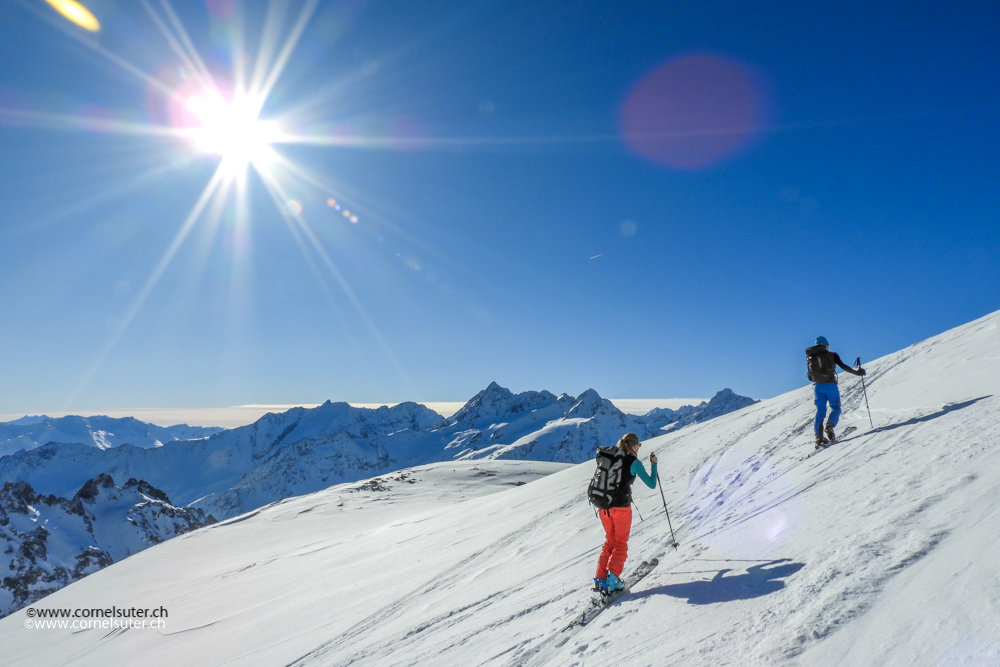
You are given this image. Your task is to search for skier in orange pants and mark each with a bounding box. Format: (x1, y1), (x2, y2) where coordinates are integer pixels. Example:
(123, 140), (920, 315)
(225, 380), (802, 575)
(594, 433), (657, 592)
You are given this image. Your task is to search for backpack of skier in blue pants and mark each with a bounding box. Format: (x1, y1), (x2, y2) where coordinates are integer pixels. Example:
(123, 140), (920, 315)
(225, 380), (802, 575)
(806, 336), (866, 446)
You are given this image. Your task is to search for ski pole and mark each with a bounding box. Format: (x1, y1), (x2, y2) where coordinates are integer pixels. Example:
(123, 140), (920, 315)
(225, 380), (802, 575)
(655, 471), (679, 549)
(632, 500), (644, 522)
(856, 357), (874, 428)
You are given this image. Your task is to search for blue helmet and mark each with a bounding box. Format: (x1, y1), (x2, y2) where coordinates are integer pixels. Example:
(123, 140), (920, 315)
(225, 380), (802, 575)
(815, 336), (829, 346)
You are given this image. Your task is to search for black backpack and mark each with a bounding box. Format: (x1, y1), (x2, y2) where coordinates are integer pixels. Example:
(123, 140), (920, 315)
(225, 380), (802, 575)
(807, 351), (834, 383)
(588, 447), (626, 509)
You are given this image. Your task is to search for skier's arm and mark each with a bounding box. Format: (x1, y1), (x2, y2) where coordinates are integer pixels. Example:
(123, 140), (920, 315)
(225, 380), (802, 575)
(630, 459), (657, 489)
(834, 353), (863, 375)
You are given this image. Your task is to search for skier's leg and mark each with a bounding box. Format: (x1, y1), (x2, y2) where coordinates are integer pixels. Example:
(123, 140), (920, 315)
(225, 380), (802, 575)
(813, 386), (828, 435)
(595, 510), (615, 578)
(606, 506), (632, 578)
(827, 385), (842, 427)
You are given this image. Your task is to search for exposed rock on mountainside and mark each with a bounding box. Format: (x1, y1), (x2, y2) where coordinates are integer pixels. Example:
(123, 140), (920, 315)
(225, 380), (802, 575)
(0, 475), (213, 618)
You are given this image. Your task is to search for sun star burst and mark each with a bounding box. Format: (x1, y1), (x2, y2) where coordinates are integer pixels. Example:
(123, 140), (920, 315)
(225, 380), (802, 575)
(185, 91), (278, 171)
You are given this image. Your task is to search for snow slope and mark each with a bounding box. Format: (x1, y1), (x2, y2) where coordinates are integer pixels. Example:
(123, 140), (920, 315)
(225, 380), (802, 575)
(2, 311), (997, 666)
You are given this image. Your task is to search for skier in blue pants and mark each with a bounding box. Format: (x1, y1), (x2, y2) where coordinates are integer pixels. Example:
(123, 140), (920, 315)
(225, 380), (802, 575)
(806, 336), (866, 446)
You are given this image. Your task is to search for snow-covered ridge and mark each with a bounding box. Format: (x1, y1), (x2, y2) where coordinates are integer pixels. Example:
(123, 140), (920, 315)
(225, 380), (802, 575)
(0, 388), (754, 522)
(0, 474), (213, 618)
(1, 310), (996, 665)
(0, 415), (224, 457)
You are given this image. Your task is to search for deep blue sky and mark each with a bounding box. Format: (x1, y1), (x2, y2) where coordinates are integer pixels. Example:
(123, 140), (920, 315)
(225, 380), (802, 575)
(1, 0), (998, 414)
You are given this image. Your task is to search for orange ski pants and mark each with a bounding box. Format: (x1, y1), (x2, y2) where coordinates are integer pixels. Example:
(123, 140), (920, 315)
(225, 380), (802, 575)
(596, 506), (632, 578)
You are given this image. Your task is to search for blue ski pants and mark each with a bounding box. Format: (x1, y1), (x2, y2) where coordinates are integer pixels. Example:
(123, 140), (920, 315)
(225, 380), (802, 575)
(814, 383), (841, 435)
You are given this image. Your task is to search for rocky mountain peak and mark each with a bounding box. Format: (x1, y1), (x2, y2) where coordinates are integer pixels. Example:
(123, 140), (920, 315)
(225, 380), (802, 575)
(2, 474), (214, 618)
(123, 478), (172, 504)
(448, 382), (516, 427)
(73, 473), (117, 501)
(565, 389), (624, 420)
(699, 389), (759, 419)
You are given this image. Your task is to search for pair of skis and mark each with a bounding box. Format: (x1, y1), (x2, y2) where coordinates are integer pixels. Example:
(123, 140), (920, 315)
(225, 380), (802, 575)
(803, 425), (860, 460)
(816, 426), (858, 450)
(815, 425), (859, 450)
(564, 557), (660, 629)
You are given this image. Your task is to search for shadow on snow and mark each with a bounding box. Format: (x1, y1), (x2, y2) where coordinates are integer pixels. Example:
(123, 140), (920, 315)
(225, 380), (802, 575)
(637, 559), (806, 605)
(865, 396), (992, 435)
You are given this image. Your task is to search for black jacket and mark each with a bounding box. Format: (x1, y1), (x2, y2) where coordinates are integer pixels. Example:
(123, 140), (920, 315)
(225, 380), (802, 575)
(611, 453), (638, 508)
(806, 345), (861, 384)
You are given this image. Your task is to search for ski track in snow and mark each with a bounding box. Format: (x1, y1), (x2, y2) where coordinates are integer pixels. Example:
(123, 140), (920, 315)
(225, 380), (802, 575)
(1, 312), (999, 666)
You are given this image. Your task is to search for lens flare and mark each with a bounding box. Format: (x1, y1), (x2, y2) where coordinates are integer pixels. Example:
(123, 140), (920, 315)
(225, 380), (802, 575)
(940, 639), (1000, 665)
(620, 54), (770, 170)
(43, 0), (100, 32)
(686, 448), (800, 558)
(205, 0), (236, 19)
(386, 115), (429, 151)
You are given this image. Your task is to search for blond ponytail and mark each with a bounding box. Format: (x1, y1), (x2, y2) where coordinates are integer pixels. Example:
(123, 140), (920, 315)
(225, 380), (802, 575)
(617, 432), (640, 452)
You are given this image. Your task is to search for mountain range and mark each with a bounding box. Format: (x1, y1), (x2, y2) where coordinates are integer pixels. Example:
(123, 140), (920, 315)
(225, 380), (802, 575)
(0, 387), (755, 521)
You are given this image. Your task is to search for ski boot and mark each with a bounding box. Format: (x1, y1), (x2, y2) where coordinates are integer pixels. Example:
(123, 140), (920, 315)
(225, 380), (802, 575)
(825, 422), (837, 444)
(593, 577), (609, 594)
(606, 571), (625, 592)
(814, 433), (829, 449)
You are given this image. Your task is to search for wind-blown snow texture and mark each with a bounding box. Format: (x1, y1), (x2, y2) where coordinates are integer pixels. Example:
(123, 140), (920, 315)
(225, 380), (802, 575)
(0, 474), (213, 618)
(0, 415), (223, 457)
(1, 311), (997, 666)
(0, 387), (755, 522)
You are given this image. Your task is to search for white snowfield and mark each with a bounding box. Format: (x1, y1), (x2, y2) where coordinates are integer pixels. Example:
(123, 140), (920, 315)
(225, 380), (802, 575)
(2, 311), (999, 666)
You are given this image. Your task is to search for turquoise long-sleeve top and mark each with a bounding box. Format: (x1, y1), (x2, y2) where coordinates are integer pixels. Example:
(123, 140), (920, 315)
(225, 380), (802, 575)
(631, 459), (657, 489)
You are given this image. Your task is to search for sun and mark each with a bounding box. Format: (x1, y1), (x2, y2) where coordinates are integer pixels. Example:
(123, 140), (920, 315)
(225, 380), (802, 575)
(184, 90), (279, 171)
(27, 0), (403, 403)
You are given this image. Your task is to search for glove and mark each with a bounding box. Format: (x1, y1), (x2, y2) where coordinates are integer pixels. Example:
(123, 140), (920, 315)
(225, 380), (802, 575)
(857, 367), (866, 376)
